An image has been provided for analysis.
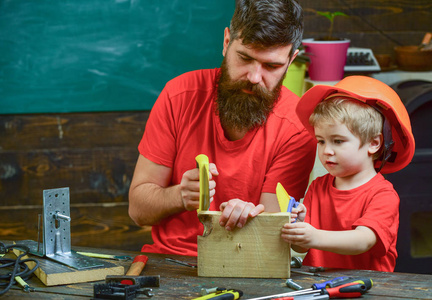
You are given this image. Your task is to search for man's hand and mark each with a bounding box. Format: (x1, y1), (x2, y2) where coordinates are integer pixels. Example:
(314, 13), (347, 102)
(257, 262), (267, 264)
(179, 163), (218, 211)
(219, 199), (265, 231)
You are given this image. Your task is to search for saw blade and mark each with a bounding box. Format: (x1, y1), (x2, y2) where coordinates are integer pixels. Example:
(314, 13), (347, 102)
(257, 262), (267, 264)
(276, 182), (290, 212)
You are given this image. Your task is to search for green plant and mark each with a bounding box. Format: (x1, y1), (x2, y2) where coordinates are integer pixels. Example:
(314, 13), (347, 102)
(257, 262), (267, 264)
(316, 11), (349, 40)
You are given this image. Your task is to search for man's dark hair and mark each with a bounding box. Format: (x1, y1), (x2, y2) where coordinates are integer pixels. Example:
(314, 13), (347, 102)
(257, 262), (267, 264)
(230, 0), (303, 56)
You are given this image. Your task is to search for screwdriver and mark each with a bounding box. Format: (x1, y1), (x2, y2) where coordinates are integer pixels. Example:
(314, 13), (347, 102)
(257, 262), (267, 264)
(285, 276), (349, 294)
(331, 277), (373, 290)
(288, 276), (372, 297)
(272, 295), (330, 300)
(312, 276), (351, 290)
(192, 289), (243, 300)
(322, 282), (367, 298)
(246, 280), (368, 300)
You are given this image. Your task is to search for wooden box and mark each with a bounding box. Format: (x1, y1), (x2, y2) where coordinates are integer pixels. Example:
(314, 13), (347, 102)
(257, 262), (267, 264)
(197, 211), (291, 278)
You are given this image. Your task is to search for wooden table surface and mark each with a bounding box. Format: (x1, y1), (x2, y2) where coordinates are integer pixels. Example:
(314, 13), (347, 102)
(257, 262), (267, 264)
(1, 244), (431, 299)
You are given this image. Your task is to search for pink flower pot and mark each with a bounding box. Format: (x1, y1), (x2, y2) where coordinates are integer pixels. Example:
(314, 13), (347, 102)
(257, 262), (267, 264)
(302, 38), (350, 81)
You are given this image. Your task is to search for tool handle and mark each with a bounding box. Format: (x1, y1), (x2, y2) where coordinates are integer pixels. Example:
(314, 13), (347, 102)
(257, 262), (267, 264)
(287, 197), (300, 221)
(421, 32), (432, 45)
(126, 255), (149, 276)
(287, 196), (299, 213)
(196, 154), (209, 166)
(332, 277), (373, 290)
(210, 291), (241, 300)
(196, 154), (210, 212)
(322, 282), (367, 298)
(312, 276), (350, 289)
(192, 290), (243, 300)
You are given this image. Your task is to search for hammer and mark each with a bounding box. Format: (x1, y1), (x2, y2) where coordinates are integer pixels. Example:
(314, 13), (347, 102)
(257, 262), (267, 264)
(95, 255), (160, 299)
(124, 255), (149, 277)
(107, 254), (160, 287)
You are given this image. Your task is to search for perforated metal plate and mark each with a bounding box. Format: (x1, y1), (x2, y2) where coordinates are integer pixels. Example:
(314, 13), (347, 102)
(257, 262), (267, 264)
(43, 188), (71, 257)
(42, 187), (103, 270)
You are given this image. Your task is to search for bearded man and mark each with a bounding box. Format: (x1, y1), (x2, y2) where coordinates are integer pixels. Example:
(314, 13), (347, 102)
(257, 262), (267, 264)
(128, 0), (316, 256)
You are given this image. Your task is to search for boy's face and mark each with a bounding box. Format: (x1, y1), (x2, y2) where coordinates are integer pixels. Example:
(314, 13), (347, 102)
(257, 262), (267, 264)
(314, 121), (379, 187)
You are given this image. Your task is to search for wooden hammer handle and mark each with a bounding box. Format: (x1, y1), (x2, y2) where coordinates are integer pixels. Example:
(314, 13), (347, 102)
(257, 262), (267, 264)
(421, 32), (432, 46)
(125, 255), (149, 276)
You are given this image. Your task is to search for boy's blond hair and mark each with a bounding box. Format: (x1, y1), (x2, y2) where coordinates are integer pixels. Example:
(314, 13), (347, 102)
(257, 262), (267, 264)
(309, 97), (384, 159)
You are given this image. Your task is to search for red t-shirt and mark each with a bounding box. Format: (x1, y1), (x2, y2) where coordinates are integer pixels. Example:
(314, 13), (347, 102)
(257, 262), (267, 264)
(139, 68), (316, 256)
(303, 173), (399, 271)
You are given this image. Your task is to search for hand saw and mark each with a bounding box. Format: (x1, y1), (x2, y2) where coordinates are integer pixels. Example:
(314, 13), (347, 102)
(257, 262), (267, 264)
(195, 154), (210, 212)
(276, 182), (299, 212)
(276, 182), (290, 212)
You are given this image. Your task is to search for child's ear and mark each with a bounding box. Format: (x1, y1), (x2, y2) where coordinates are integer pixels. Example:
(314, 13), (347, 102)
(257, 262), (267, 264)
(368, 134), (383, 155)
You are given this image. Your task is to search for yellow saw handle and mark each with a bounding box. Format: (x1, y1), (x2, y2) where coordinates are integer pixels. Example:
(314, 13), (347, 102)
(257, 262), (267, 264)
(195, 154), (210, 213)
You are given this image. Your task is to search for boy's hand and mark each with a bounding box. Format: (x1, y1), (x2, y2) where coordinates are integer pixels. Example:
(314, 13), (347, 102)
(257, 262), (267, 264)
(290, 203), (306, 222)
(281, 222), (317, 250)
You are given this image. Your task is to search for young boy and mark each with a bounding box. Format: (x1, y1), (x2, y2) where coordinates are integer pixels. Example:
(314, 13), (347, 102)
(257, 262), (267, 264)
(282, 76), (415, 272)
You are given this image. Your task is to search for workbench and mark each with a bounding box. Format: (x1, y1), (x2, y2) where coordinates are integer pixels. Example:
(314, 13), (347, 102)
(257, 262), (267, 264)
(1, 244), (431, 299)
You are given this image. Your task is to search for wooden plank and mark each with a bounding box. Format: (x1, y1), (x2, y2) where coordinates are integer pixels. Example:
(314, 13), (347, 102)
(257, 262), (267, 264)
(0, 149), (138, 206)
(12, 248), (124, 286)
(197, 211), (291, 278)
(0, 112), (149, 150)
(0, 111), (147, 200)
(0, 111), (149, 206)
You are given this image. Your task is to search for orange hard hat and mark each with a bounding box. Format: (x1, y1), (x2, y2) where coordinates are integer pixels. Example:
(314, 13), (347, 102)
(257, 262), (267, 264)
(296, 75), (415, 174)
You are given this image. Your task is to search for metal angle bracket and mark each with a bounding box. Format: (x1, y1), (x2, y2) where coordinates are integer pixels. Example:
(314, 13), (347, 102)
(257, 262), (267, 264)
(22, 187), (104, 270)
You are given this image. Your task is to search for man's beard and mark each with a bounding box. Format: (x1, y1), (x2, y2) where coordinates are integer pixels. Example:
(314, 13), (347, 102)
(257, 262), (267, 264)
(216, 58), (285, 131)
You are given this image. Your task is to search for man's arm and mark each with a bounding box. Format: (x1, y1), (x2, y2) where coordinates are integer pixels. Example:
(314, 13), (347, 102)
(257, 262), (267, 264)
(260, 192), (281, 212)
(128, 155), (218, 226)
(128, 155), (184, 226)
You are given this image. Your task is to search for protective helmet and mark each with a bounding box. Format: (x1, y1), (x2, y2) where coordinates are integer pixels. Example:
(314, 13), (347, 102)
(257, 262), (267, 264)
(296, 76), (415, 174)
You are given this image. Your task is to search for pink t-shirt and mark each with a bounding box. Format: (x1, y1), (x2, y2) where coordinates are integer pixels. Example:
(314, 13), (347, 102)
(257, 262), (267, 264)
(303, 173), (399, 272)
(139, 68), (316, 256)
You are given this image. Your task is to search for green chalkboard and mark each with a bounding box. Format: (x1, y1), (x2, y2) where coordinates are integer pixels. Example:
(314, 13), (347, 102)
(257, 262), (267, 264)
(0, 0), (234, 114)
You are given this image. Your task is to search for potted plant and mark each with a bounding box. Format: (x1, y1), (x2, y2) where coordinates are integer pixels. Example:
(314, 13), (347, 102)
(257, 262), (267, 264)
(302, 11), (350, 81)
(315, 11), (349, 41)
